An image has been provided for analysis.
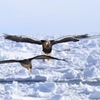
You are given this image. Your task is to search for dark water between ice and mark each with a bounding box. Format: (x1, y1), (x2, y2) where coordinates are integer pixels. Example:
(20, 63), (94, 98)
(0, 79), (100, 86)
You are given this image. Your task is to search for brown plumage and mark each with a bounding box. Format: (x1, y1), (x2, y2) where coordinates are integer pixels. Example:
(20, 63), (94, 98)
(0, 55), (68, 72)
(4, 34), (89, 54)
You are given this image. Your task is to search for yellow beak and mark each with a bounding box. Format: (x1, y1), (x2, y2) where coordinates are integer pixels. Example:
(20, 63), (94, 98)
(45, 41), (49, 46)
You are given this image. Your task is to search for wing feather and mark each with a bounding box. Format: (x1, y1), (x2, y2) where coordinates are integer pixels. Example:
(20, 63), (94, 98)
(4, 34), (42, 44)
(73, 34), (89, 39)
(28, 55), (68, 62)
(76, 34), (100, 40)
(53, 34), (89, 44)
(0, 60), (19, 64)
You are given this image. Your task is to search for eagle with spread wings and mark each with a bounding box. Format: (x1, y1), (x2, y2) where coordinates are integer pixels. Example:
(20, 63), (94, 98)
(4, 33), (100, 56)
(0, 55), (68, 72)
(4, 34), (90, 54)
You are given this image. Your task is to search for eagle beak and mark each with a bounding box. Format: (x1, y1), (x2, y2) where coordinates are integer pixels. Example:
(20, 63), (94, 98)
(45, 41), (49, 46)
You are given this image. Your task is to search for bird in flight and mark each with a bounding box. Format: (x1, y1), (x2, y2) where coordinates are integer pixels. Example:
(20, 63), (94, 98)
(3, 33), (100, 55)
(0, 55), (68, 72)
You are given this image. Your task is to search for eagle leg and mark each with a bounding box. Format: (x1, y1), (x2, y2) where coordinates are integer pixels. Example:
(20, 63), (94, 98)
(42, 59), (45, 62)
(26, 67), (30, 70)
(30, 69), (32, 72)
(47, 58), (50, 61)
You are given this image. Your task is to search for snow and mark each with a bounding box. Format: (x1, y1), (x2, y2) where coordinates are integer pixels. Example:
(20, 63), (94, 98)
(0, 34), (100, 100)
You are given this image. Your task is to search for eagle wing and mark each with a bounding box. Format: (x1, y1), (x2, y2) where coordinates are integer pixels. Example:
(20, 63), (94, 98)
(3, 34), (42, 45)
(0, 59), (19, 64)
(52, 34), (89, 44)
(28, 55), (68, 62)
(72, 34), (100, 40)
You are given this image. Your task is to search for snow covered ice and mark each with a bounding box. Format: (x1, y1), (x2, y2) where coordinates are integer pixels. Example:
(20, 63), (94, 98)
(0, 34), (100, 100)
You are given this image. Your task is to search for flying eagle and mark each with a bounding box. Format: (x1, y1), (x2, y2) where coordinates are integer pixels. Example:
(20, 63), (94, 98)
(4, 34), (90, 54)
(0, 55), (68, 72)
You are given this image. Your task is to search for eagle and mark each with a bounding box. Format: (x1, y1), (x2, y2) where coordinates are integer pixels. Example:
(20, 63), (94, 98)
(4, 34), (89, 54)
(0, 55), (68, 72)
